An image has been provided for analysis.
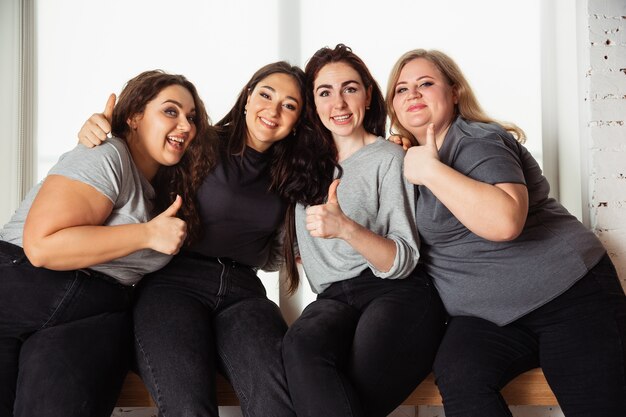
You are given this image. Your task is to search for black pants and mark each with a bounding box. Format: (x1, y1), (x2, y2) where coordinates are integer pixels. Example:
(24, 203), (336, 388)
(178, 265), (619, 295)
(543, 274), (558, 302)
(433, 254), (626, 417)
(133, 252), (295, 417)
(283, 267), (446, 417)
(0, 241), (133, 417)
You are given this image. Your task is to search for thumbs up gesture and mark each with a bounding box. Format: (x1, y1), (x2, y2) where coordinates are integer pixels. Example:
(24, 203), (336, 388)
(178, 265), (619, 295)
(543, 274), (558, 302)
(146, 195), (187, 254)
(404, 123), (440, 185)
(78, 93), (116, 148)
(305, 179), (348, 239)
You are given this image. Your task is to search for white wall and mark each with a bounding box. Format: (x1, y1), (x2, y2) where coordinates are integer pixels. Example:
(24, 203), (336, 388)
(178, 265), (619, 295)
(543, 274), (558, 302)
(34, 0), (543, 181)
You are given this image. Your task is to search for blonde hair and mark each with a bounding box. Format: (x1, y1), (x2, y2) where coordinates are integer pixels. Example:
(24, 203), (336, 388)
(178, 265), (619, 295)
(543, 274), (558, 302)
(385, 49), (525, 143)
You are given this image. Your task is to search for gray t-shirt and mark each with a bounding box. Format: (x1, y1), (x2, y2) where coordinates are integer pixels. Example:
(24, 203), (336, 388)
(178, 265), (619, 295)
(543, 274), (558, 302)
(416, 116), (606, 325)
(295, 138), (420, 294)
(0, 136), (172, 285)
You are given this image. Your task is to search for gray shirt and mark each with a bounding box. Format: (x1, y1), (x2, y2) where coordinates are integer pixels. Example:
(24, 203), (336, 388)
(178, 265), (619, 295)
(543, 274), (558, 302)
(416, 117), (606, 325)
(0, 136), (172, 285)
(295, 138), (420, 294)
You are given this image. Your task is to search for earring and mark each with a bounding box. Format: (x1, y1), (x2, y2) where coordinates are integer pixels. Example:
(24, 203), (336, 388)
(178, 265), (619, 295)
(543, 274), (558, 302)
(366, 106), (370, 110)
(292, 128), (297, 136)
(244, 110), (247, 115)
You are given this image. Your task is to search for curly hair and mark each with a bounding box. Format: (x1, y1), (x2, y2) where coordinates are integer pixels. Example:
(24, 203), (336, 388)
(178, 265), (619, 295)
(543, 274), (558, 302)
(111, 69), (219, 245)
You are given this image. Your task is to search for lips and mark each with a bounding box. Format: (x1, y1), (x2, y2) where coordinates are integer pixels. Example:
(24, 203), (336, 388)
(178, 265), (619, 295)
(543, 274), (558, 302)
(331, 114), (353, 124)
(407, 104), (426, 112)
(259, 116), (278, 129)
(166, 135), (187, 151)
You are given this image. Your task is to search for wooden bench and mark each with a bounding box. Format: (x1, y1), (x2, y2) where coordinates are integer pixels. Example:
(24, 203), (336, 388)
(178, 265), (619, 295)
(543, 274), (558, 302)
(116, 368), (558, 408)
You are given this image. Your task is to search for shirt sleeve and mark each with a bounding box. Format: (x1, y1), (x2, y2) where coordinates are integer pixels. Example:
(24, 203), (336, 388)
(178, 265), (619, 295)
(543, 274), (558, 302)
(453, 132), (526, 186)
(368, 148), (420, 279)
(48, 141), (127, 204)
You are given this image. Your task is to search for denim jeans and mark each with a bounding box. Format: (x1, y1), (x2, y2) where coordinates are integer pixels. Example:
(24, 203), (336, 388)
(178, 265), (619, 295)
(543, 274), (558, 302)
(433, 254), (626, 417)
(133, 251), (294, 417)
(0, 241), (133, 417)
(282, 266), (446, 417)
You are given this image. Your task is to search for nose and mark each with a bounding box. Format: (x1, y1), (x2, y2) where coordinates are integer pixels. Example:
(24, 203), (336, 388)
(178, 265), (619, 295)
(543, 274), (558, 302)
(408, 86), (422, 99)
(333, 94), (347, 109)
(178, 116), (192, 132)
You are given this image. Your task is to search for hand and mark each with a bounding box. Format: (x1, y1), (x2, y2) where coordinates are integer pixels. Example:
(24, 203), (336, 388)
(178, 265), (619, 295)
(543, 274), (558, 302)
(146, 195), (187, 255)
(404, 123), (440, 185)
(388, 135), (414, 150)
(77, 94), (115, 148)
(305, 179), (350, 239)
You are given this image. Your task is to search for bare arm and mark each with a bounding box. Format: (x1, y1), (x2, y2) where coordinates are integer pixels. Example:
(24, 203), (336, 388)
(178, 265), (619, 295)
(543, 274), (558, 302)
(404, 124), (528, 241)
(23, 175), (186, 270)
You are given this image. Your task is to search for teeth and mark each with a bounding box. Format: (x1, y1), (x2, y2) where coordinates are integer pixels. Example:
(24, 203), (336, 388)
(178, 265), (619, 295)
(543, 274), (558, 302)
(333, 115), (350, 121)
(260, 117), (277, 127)
(168, 136), (184, 143)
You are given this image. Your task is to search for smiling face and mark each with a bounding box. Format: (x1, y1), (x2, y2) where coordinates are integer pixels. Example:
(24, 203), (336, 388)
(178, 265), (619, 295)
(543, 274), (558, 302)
(392, 57), (458, 142)
(313, 62), (371, 140)
(244, 72), (303, 152)
(128, 84), (197, 180)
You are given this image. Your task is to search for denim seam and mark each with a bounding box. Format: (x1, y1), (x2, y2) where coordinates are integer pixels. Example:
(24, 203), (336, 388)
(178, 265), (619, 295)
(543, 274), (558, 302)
(40, 275), (78, 329)
(333, 367), (357, 417)
(135, 332), (168, 416)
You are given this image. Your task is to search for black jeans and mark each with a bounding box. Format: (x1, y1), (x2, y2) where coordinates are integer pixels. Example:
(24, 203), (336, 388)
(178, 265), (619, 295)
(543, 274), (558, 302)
(433, 254), (626, 417)
(133, 251), (294, 417)
(282, 267), (446, 417)
(0, 241), (133, 417)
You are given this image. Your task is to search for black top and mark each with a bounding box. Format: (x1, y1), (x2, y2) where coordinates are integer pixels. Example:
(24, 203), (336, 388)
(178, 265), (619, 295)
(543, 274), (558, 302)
(189, 146), (286, 267)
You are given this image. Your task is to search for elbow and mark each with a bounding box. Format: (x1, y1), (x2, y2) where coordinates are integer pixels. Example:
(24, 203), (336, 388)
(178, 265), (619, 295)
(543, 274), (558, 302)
(23, 239), (49, 268)
(489, 219), (525, 242)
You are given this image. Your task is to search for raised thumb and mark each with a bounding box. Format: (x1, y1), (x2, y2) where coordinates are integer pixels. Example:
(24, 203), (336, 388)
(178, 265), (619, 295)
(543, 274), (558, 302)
(162, 195), (182, 217)
(327, 179), (340, 204)
(103, 93), (116, 122)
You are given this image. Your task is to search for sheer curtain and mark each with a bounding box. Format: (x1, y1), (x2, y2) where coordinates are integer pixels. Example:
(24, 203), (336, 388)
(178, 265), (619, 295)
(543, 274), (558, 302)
(0, 0), (35, 225)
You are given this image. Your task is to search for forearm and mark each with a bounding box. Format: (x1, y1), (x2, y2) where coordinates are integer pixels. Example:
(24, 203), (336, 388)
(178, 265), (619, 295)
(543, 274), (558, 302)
(341, 220), (397, 272)
(24, 223), (150, 270)
(419, 161), (527, 241)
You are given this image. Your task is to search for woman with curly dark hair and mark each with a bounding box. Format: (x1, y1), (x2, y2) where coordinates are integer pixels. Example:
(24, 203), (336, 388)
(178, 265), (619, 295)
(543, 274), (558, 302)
(280, 44), (446, 417)
(78, 62), (305, 417)
(1, 69), (204, 417)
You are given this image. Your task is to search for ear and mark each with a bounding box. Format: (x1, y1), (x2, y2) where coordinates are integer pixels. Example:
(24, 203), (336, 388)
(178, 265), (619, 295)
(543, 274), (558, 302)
(452, 85), (460, 105)
(127, 114), (140, 130)
(366, 85), (373, 108)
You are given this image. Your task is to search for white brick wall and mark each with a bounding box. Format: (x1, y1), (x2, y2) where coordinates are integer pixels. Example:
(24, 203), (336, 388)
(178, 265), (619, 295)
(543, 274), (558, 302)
(587, 0), (626, 288)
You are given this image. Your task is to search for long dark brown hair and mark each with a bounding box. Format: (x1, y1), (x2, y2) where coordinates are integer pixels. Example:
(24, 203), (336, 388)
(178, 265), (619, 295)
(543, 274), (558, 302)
(282, 44), (387, 294)
(214, 61), (307, 193)
(111, 69), (219, 245)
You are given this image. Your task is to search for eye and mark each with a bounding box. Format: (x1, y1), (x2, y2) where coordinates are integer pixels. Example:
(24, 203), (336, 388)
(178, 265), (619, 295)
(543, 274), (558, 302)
(283, 103), (297, 111)
(395, 87), (408, 94)
(164, 108), (178, 117)
(419, 81), (434, 89)
(260, 92), (271, 99)
(344, 86), (357, 94)
(318, 90), (330, 98)
(187, 114), (196, 123)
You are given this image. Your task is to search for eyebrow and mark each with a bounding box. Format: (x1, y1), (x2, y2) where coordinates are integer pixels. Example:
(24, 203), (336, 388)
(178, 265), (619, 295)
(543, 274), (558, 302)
(315, 79), (361, 93)
(161, 99), (196, 112)
(395, 75), (434, 87)
(259, 85), (300, 105)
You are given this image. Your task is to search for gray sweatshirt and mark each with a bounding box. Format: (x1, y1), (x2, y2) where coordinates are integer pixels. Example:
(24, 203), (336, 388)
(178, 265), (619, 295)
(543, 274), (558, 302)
(295, 138), (419, 294)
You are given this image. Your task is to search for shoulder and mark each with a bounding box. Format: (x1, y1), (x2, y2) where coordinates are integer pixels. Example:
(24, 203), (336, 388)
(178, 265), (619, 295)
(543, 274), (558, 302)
(370, 137), (406, 162)
(452, 118), (517, 147)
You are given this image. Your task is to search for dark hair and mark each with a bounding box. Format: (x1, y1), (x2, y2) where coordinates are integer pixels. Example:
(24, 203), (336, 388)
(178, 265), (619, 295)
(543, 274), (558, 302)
(282, 44), (386, 294)
(111, 70), (219, 245)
